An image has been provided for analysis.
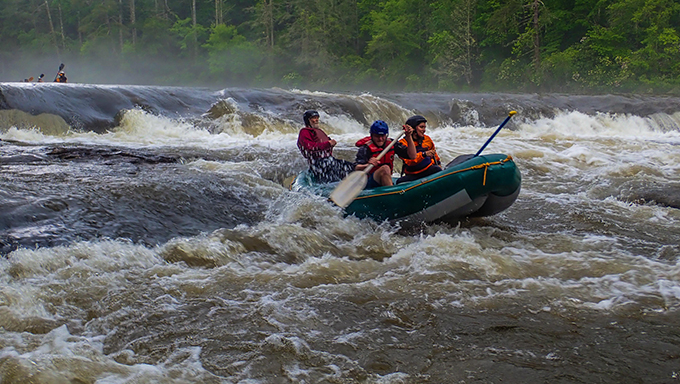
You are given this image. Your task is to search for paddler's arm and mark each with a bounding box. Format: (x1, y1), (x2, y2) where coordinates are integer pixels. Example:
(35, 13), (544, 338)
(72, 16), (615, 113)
(354, 145), (374, 171)
(394, 125), (417, 160)
(403, 124), (417, 159)
(424, 136), (440, 164)
(355, 157), (381, 171)
(297, 128), (334, 152)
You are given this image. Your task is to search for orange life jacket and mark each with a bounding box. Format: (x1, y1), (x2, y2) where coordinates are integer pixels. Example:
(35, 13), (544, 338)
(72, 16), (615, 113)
(398, 134), (440, 174)
(355, 136), (394, 174)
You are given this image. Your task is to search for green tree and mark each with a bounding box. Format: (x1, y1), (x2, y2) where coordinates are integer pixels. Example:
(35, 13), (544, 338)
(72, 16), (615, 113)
(203, 23), (263, 84)
(482, 0), (553, 87)
(428, 0), (478, 88)
(170, 16), (208, 57)
(626, 0), (680, 82)
(361, 0), (430, 86)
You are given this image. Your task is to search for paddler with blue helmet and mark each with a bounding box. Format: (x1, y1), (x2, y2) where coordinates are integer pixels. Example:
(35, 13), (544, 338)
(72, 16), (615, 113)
(355, 120), (416, 189)
(395, 115), (442, 184)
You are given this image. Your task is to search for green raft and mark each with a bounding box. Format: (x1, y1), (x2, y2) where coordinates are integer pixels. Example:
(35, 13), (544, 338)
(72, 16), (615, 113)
(291, 153), (521, 224)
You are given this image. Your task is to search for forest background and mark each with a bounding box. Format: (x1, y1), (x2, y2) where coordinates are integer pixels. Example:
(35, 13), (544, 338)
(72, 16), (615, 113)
(0, 0), (679, 93)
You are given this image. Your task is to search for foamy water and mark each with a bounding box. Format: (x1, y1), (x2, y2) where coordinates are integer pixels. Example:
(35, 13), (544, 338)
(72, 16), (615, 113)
(0, 88), (679, 382)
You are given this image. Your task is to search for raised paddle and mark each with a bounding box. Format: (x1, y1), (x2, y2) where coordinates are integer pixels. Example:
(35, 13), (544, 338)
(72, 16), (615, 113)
(474, 110), (517, 157)
(330, 131), (405, 208)
(53, 63), (65, 82)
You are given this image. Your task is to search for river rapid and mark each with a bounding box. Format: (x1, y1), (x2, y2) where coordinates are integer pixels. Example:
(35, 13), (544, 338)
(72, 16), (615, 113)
(0, 83), (679, 383)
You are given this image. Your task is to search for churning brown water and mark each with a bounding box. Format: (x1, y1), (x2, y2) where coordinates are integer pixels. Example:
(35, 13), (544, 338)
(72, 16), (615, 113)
(0, 84), (679, 383)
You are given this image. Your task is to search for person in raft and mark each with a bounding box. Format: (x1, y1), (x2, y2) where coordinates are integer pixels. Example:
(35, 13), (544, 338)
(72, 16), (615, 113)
(394, 115), (442, 184)
(297, 110), (356, 183)
(355, 120), (416, 189)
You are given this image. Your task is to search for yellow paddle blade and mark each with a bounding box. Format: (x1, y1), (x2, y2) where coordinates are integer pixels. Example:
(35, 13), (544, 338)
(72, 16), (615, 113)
(329, 171), (368, 208)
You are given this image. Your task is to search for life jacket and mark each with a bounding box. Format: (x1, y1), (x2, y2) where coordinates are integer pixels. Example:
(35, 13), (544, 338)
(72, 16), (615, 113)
(355, 136), (394, 174)
(398, 134), (441, 174)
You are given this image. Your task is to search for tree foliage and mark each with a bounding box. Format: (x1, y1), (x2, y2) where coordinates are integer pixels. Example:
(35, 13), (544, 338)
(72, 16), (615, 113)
(1, 0), (679, 93)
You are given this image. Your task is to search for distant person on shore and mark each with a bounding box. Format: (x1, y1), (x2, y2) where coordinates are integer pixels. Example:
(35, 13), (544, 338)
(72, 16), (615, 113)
(297, 110), (355, 183)
(54, 71), (67, 83)
(37, 74), (45, 82)
(355, 120), (415, 189)
(395, 115), (442, 184)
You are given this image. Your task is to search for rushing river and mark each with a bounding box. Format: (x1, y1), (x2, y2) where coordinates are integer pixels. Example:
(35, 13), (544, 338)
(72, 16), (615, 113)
(0, 83), (679, 383)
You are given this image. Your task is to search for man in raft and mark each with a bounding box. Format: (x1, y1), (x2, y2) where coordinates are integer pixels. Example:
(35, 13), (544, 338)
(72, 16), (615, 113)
(395, 115), (442, 184)
(354, 120), (415, 189)
(297, 110), (356, 183)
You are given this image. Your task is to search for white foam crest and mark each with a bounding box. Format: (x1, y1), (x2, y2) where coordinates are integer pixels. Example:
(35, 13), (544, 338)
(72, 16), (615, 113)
(658, 278), (680, 307)
(0, 325), (125, 381)
(531, 254), (680, 311)
(154, 193), (404, 277)
(386, 231), (516, 279)
(1, 126), (50, 142)
(289, 89), (413, 134)
(0, 325), (221, 383)
(431, 112), (680, 186)
(0, 283), (52, 319)
(361, 229), (680, 311)
(71, 109), (302, 151)
(449, 115), (680, 184)
(287, 88), (336, 96)
(112, 109), (211, 141)
(162, 210), (680, 314)
(207, 98), (302, 139)
(424, 124), (500, 160)
(0, 241), (170, 321)
(647, 111), (680, 132)
(5, 240), (161, 278)
(2, 109), (213, 148)
(518, 110), (680, 140)
(577, 271), (659, 310)
(601, 196), (679, 226)
(209, 113), (256, 138)
(352, 93), (413, 123)
(451, 99), (481, 126)
(318, 110), (365, 136)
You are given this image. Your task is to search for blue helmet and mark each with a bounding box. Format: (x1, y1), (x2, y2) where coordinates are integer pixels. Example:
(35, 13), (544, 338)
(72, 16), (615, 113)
(370, 120), (389, 135)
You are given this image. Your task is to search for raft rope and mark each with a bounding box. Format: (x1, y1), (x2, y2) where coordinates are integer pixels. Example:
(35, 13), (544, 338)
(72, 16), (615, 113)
(354, 155), (514, 200)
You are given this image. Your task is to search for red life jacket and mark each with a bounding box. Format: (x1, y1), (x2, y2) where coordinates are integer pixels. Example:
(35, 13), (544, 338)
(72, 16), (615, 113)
(355, 136), (394, 174)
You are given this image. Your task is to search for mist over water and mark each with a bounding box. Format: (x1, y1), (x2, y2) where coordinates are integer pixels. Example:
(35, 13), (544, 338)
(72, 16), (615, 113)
(0, 84), (679, 383)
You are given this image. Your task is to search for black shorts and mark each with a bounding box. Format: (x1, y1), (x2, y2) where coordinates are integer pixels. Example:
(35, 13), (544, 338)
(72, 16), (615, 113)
(365, 175), (382, 189)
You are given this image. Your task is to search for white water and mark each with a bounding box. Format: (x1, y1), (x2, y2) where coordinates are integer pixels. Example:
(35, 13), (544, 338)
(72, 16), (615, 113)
(1, 95), (679, 382)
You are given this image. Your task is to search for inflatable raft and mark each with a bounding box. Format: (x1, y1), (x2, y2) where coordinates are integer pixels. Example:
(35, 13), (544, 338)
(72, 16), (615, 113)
(290, 153), (521, 224)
